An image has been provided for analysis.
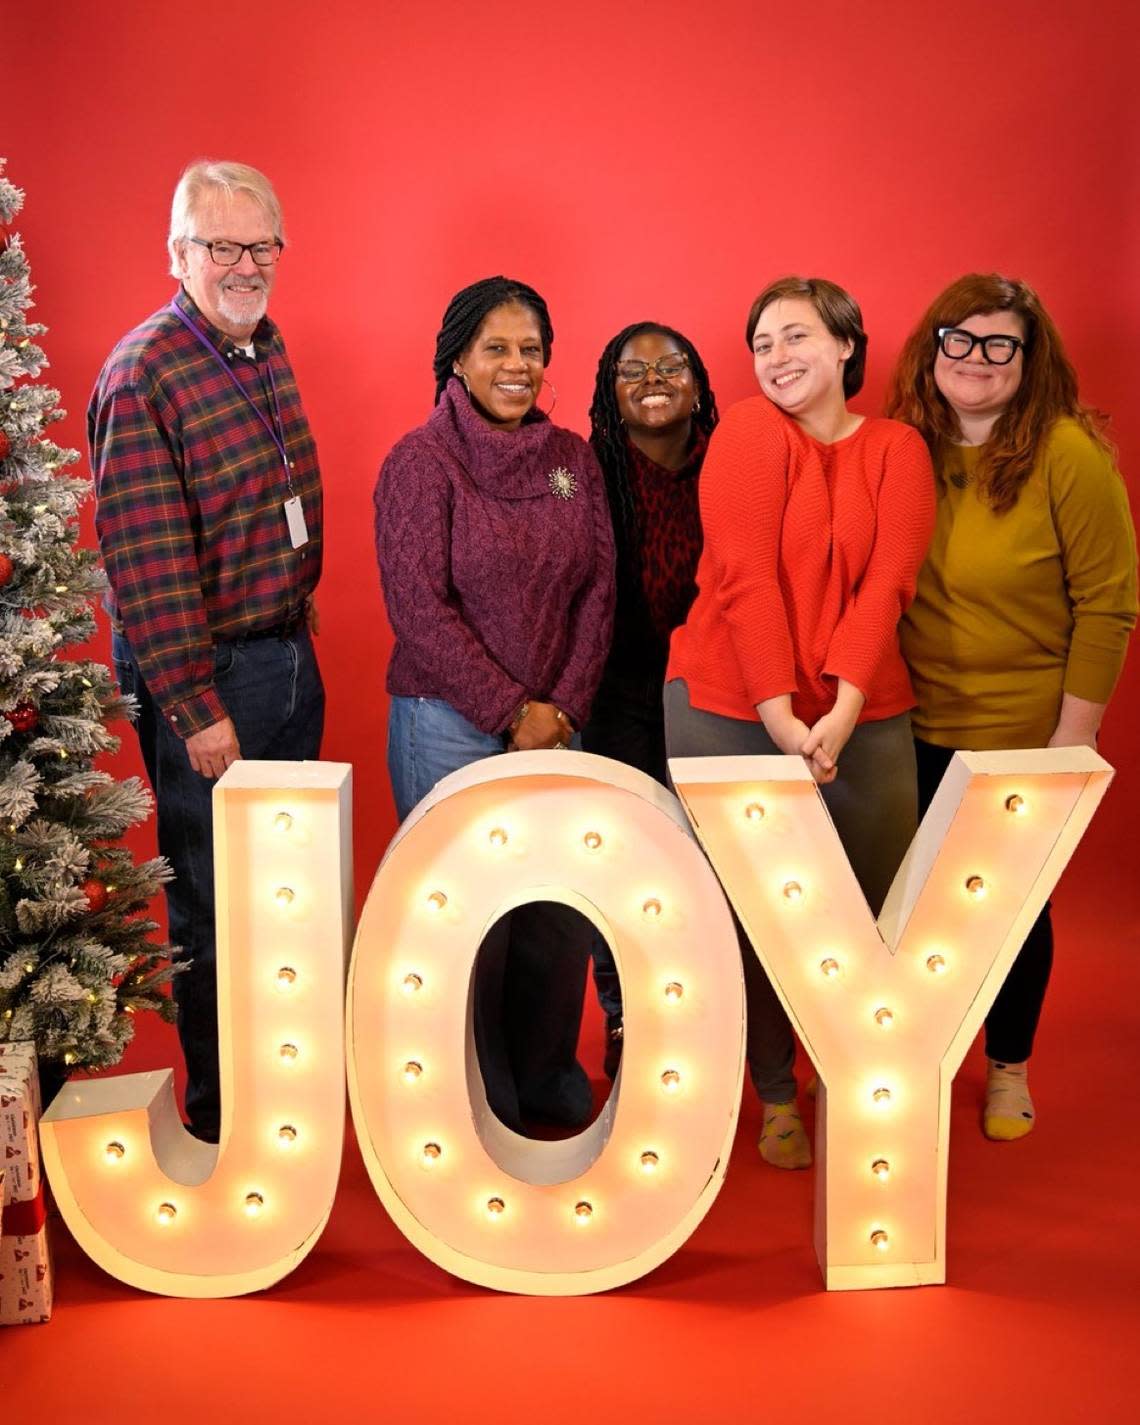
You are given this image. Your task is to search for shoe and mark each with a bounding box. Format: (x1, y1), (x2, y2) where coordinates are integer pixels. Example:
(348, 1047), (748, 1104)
(758, 1099), (812, 1170)
(519, 1062), (594, 1128)
(604, 1014), (624, 1079)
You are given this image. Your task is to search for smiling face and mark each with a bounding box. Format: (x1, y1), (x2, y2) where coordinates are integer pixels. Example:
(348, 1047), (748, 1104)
(453, 302), (545, 429)
(614, 331), (697, 437)
(175, 189), (278, 343)
(934, 309), (1026, 427)
(750, 296), (853, 422)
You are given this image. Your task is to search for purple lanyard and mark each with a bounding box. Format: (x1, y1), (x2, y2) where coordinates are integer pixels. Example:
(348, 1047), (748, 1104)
(168, 300), (294, 493)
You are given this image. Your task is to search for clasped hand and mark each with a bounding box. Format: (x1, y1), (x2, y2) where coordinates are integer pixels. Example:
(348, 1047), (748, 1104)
(508, 700), (571, 751)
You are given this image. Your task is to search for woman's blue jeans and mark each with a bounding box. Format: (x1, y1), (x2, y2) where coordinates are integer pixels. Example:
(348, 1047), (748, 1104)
(388, 696), (592, 1129)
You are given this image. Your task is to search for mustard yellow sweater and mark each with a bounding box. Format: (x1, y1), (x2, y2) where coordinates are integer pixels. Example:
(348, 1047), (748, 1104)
(901, 418), (1137, 749)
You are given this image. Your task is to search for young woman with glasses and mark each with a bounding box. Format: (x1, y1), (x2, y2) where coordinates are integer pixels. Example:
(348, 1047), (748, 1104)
(887, 273), (1137, 1141)
(580, 322), (719, 1074)
(665, 276), (937, 1168)
(374, 276), (615, 1132)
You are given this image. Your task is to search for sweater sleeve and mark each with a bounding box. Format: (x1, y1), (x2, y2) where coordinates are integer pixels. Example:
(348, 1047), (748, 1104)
(823, 425), (936, 697)
(374, 439), (526, 733)
(1047, 423), (1138, 703)
(548, 443), (616, 727)
(700, 401), (797, 705)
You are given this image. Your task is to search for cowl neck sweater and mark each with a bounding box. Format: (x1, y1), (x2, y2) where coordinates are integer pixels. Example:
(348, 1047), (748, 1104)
(375, 380), (615, 733)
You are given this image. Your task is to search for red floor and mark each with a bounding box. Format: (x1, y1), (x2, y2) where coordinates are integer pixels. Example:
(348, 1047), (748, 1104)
(5, 873), (1139, 1423)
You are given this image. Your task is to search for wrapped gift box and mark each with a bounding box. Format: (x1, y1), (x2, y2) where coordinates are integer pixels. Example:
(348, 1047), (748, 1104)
(0, 1041), (53, 1325)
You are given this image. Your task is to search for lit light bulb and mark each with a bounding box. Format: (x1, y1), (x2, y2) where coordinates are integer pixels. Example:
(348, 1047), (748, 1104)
(155, 1202), (177, 1224)
(421, 1142), (442, 1166)
(63, 1052), (77, 1065)
(583, 830), (603, 851)
(275, 886), (295, 907)
(871, 1158), (891, 1181)
(1005, 794), (1026, 815)
(744, 802), (765, 822)
(870, 1229), (890, 1251)
(782, 880), (803, 902)
(14, 857), (22, 872)
(488, 827), (508, 847)
(642, 897), (662, 919)
(59, 748), (69, 760)
(660, 1069), (681, 1093)
(54, 584), (69, 594)
(402, 1060), (423, 1083)
(639, 1151), (659, 1173)
(275, 966), (297, 991)
(663, 981), (684, 1002)
(402, 972), (423, 995)
(872, 1086), (892, 1106)
(574, 1200), (593, 1223)
(277, 1125), (297, 1148)
(244, 1192), (265, 1217)
(279, 1042), (299, 1061)
(820, 957), (840, 979)
(86, 990), (98, 1004)
(965, 875), (986, 898)
(874, 1006), (894, 1028)
(486, 1197), (506, 1218)
(926, 953), (947, 974)
(104, 1140), (126, 1163)
(23, 961), (36, 974)
(426, 890), (448, 912)
(274, 811), (294, 832)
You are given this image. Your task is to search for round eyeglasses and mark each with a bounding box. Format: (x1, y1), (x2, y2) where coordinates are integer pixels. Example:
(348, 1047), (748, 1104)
(936, 327), (1024, 365)
(615, 353), (690, 383)
(188, 237), (284, 267)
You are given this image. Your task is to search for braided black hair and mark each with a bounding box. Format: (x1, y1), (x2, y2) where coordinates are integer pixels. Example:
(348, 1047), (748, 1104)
(588, 321), (719, 589)
(432, 276), (554, 403)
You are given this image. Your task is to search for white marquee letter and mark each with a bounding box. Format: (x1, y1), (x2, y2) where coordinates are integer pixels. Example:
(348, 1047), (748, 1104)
(41, 762), (353, 1298)
(670, 748), (1111, 1290)
(348, 751), (745, 1295)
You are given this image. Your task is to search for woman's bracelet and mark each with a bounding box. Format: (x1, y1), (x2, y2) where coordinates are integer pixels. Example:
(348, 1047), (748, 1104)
(508, 700), (531, 735)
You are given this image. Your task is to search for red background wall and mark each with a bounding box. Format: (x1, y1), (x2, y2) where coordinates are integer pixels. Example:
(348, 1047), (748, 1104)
(4, 0), (1138, 920)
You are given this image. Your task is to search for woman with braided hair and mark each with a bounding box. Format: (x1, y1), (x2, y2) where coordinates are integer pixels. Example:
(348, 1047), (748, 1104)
(581, 322), (719, 1073)
(375, 276), (615, 1131)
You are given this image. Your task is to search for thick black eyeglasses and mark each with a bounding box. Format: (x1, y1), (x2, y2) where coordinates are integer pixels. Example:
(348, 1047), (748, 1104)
(615, 353), (690, 383)
(936, 327), (1025, 365)
(188, 237), (284, 267)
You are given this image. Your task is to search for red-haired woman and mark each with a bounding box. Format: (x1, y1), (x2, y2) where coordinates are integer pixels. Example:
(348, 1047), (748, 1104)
(887, 274), (1137, 1140)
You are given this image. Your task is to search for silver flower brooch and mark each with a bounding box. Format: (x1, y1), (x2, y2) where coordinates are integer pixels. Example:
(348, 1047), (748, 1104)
(547, 467), (577, 501)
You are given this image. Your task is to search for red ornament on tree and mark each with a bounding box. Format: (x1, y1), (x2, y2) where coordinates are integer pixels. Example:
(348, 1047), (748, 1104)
(3, 701), (38, 733)
(0, 219), (11, 250)
(81, 878), (109, 913)
(0, 553), (13, 587)
(0, 428), (12, 462)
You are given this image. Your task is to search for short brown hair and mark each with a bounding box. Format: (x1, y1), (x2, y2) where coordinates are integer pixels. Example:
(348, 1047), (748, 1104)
(745, 276), (868, 399)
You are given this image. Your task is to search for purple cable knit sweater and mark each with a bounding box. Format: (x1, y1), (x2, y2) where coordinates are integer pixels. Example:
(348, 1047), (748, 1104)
(375, 379), (615, 734)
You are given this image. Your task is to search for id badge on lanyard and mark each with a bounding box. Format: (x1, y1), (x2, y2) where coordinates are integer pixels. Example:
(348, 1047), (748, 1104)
(168, 300), (309, 549)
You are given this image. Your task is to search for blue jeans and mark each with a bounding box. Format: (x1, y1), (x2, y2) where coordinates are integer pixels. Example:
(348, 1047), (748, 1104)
(113, 627), (324, 1140)
(388, 696), (592, 1129)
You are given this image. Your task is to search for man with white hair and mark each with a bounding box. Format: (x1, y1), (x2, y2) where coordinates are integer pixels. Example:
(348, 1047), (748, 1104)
(89, 160), (324, 1142)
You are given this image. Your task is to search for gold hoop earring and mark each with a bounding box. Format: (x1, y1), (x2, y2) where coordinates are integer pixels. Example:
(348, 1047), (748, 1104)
(538, 378), (557, 416)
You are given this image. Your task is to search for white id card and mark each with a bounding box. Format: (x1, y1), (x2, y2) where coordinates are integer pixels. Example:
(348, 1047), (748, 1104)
(283, 496), (309, 549)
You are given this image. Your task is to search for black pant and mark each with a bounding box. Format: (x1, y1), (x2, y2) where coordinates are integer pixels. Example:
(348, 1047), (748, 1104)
(914, 738), (1054, 1062)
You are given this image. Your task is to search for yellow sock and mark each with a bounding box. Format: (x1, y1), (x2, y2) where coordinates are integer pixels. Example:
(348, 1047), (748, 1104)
(759, 1099), (812, 1169)
(984, 1058), (1035, 1141)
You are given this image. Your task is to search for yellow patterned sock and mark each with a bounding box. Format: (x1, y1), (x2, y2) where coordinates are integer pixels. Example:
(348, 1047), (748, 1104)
(759, 1099), (812, 1169)
(984, 1058), (1035, 1141)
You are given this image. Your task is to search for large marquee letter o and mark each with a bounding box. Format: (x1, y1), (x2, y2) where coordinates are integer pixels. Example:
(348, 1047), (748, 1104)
(347, 751), (745, 1295)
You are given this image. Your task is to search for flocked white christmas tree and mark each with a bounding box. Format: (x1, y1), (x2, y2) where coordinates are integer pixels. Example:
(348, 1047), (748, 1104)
(0, 157), (180, 1074)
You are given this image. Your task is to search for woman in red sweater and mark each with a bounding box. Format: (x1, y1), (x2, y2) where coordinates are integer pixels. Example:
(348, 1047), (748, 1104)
(666, 276), (936, 1168)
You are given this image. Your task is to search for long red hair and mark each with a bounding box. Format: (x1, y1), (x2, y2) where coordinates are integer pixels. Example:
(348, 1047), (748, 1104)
(885, 274), (1111, 513)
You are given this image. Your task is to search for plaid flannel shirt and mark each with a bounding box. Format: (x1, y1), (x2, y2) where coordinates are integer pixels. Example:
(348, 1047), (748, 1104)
(89, 287), (322, 737)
